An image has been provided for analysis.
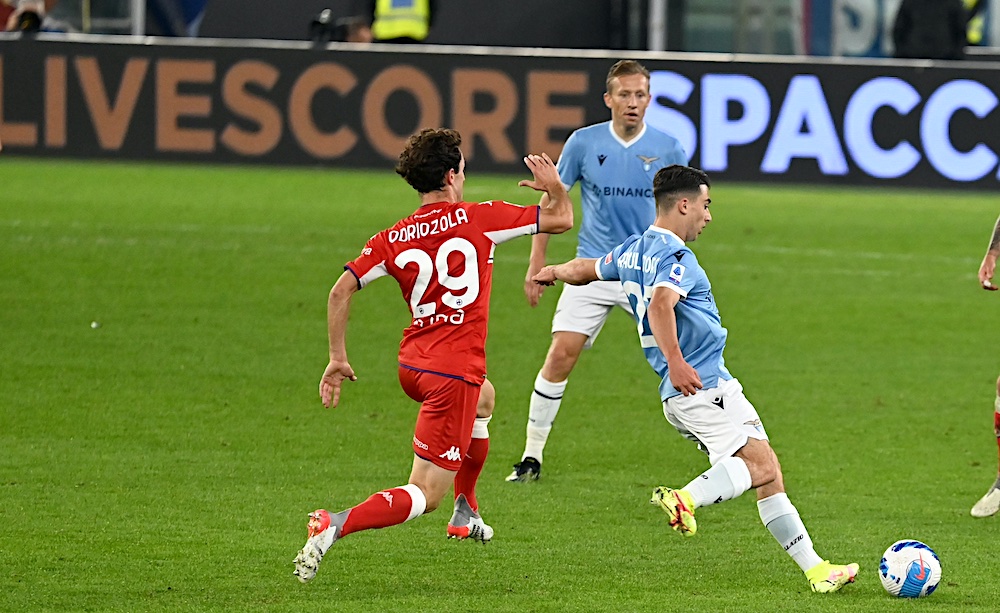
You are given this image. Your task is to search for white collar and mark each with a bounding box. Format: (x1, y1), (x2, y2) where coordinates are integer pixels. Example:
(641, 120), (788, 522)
(647, 225), (685, 245)
(607, 122), (646, 148)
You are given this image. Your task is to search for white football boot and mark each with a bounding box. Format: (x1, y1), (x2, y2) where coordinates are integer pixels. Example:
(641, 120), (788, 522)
(446, 494), (494, 542)
(293, 508), (349, 583)
(971, 482), (1000, 518)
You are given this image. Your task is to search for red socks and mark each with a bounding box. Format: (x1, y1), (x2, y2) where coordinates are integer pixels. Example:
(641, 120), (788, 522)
(454, 436), (489, 512)
(340, 484), (425, 537)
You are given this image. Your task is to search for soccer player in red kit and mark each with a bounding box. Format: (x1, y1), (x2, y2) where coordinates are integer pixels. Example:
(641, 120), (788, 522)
(293, 128), (573, 582)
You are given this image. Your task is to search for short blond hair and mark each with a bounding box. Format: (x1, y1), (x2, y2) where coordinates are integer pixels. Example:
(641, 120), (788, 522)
(605, 60), (650, 93)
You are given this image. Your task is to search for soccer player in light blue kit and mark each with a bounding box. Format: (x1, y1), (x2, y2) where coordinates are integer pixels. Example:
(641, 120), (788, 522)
(531, 165), (860, 594)
(508, 60), (688, 482)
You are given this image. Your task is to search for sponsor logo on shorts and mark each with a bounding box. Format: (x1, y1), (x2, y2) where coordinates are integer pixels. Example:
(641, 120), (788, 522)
(439, 446), (462, 462)
(413, 436), (428, 451)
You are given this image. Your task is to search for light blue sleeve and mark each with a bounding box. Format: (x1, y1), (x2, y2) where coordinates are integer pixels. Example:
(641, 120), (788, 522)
(652, 248), (698, 297)
(595, 243), (626, 281)
(556, 130), (584, 188)
(670, 139), (689, 165)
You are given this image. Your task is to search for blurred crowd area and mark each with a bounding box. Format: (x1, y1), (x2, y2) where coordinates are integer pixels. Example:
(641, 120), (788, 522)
(2, 0), (994, 60)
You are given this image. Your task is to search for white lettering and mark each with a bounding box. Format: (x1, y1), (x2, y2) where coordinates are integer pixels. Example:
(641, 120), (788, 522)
(388, 210), (471, 244)
(922, 80), (998, 182)
(701, 74), (771, 172)
(648, 71), (698, 161)
(413, 308), (466, 328)
(611, 69), (1000, 185)
(844, 77), (920, 179)
(761, 75), (847, 175)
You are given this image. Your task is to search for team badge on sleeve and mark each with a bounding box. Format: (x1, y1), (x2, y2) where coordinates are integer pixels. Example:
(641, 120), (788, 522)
(604, 252), (613, 264)
(669, 263), (685, 284)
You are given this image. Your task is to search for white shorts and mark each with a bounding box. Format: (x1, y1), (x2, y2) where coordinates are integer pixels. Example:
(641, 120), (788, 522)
(551, 280), (633, 349)
(662, 378), (768, 465)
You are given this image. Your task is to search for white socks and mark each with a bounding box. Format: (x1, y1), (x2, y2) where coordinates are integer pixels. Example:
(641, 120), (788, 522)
(523, 373), (566, 463)
(684, 456), (753, 507)
(472, 415), (492, 439)
(680, 457), (825, 573)
(757, 493), (823, 572)
(400, 483), (427, 521)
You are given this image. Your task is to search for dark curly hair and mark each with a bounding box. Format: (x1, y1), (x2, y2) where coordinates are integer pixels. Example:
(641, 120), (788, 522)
(396, 128), (463, 194)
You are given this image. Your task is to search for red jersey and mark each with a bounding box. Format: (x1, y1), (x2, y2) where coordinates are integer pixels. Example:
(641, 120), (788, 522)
(345, 200), (540, 384)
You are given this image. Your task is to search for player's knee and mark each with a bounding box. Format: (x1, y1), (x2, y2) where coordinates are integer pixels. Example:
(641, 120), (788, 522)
(422, 495), (442, 513)
(747, 459), (778, 487)
(477, 380), (495, 418)
(412, 481), (448, 513)
(736, 440), (778, 487)
(542, 339), (585, 380)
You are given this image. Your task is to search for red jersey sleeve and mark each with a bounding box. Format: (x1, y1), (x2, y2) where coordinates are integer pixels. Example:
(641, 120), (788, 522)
(344, 233), (390, 289)
(466, 200), (540, 244)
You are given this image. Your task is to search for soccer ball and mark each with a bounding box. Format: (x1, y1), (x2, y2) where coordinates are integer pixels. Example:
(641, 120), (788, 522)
(878, 540), (941, 598)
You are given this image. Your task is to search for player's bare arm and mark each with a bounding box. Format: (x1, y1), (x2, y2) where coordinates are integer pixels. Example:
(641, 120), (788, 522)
(980, 214), (1000, 291)
(518, 153), (572, 234)
(320, 271), (359, 408)
(532, 258), (599, 286)
(524, 196), (554, 307)
(647, 286), (702, 396)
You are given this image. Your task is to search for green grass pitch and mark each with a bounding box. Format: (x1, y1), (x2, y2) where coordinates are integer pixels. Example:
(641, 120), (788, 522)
(3, 157), (1000, 612)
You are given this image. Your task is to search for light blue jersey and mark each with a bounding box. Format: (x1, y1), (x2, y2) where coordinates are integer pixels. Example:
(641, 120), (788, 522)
(596, 226), (731, 401)
(557, 122), (687, 258)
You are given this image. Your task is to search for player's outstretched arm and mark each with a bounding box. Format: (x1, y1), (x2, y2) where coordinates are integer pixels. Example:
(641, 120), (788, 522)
(532, 258), (599, 286)
(320, 272), (359, 408)
(980, 214), (1000, 291)
(519, 153), (572, 234)
(648, 286), (702, 396)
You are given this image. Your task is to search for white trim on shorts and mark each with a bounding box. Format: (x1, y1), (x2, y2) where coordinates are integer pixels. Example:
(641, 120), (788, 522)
(661, 378), (768, 465)
(550, 280), (633, 349)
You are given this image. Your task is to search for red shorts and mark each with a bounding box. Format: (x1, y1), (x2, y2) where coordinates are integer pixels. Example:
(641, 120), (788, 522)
(398, 366), (481, 471)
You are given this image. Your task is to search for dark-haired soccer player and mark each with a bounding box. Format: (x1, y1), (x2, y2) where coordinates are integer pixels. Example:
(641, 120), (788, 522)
(531, 165), (858, 594)
(293, 128), (573, 582)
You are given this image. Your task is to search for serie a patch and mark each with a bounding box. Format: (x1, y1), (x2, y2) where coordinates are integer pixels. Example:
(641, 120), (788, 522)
(669, 263), (685, 284)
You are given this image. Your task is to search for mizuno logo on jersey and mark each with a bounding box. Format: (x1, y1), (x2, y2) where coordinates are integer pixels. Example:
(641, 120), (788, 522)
(439, 446), (462, 462)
